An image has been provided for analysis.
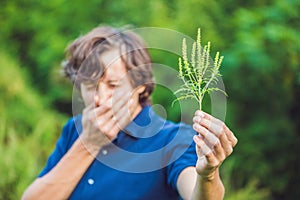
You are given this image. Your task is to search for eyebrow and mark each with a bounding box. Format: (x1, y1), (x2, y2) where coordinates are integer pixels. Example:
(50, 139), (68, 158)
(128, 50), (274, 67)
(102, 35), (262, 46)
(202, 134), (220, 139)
(100, 73), (120, 84)
(107, 80), (120, 84)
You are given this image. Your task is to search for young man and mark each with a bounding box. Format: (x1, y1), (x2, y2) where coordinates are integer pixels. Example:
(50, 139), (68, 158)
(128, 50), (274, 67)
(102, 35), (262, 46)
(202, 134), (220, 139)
(22, 26), (237, 200)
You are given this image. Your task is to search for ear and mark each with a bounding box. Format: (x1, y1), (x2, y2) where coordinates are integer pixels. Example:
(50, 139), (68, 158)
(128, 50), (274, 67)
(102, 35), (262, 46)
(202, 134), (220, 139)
(136, 85), (146, 94)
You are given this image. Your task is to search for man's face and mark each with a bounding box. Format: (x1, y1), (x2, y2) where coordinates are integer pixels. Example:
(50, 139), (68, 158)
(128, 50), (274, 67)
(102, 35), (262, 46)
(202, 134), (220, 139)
(80, 49), (145, 115)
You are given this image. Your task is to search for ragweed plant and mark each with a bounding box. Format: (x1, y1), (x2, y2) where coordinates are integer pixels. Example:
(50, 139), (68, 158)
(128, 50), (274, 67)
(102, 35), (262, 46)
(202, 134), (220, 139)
(173, 28), (226, 110)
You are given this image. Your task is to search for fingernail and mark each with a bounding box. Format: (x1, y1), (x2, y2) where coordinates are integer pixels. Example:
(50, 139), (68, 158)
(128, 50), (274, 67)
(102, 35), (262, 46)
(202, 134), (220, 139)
(199, 111), (204, 117)
(193, 116), (197, 123)
(193, 123), (201, 130)
(195, 116), (202, 123)
(193, 135), (200, 142)
(195, 110), (204, 117)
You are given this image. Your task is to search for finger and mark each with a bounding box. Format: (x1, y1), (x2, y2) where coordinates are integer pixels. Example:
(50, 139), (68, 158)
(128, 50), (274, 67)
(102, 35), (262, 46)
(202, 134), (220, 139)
(92, 107), (115, 131)
(113, 89), (131, 101)
(205, 151), (220, 168)
(93, 112), (118, 139)
(194, 110), (214, 120)
(194, 135), (219, 167)
(194, 110), (236, 156)
(111, 92), (132, 114)
(193, 116), (224, 137)
(199, 116), (237, 149)
(194, 110), (224, 127)
(83, 103), (99, 124)
(95, 93), (113, 107)
(195, 142), (205, 158)
(113, 103), (132, 129)
(92, 111), (108, 130)
(93, 103), (130, 139)
(195, 156), (208, 172)
(224, 126), (238, 147)
(194, 115), (238, 148)
(218, 131), (233, 157)
(213, 141), (226, 162)
(99, 106), (131, 140)
(193, 135), (212, 156)
(83, 101), (96, 114)
(111, 88), (131, 109)
(194, 110), (205, 118)
(107, 125), (121, 140)
(93, 93), (131, 132)
(193, 123), (219, 148)
(88, 93), (113, 122)
(110, 91), (134, 125)
(93, 104), (111, 120)
(98, 121), (118, 140)
(109, 108), (132, 138)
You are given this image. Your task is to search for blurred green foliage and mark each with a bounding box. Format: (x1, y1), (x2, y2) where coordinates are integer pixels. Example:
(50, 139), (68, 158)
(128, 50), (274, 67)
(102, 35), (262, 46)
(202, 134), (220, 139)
(0, 0), (299, 199)
(0, 51), (67, 199)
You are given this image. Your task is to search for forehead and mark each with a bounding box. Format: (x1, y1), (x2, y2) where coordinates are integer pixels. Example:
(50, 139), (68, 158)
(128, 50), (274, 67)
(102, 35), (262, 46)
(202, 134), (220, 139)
(101, 49), (127, 81)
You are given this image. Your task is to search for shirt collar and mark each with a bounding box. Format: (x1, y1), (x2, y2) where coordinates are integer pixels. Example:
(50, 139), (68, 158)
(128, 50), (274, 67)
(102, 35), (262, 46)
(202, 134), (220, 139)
(122, 105), (166, 139)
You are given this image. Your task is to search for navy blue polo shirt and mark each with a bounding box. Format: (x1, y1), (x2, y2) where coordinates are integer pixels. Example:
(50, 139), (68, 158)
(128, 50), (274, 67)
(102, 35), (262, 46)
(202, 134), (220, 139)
(38, 106), (197, 199)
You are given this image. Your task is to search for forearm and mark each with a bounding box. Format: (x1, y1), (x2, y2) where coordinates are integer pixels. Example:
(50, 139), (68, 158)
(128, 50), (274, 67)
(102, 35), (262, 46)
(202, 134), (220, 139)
(192, 170), (225, 200)
(22, 137), (98, 200)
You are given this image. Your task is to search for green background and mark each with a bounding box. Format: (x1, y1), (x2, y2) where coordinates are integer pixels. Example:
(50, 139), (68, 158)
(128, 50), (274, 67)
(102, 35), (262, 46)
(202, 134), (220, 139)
(0, 0), (299, 199)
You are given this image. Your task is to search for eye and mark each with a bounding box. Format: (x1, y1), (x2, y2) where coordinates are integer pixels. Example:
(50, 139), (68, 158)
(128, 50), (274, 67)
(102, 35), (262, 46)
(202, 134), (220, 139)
(108, 84), (118, 89)
(83, 82), (97, 90)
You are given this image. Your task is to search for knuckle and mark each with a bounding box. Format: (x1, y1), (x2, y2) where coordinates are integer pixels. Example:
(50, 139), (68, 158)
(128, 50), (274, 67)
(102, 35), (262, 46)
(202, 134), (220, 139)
(106, 132), (114, 139)
(101, 127), (109, 135)
(210, 159), (219, 168)
(214, 140), (222, 149)
(195, 138), (204, 147)
(193, 123), (200, 132)
(233, 137), (238, 146)
(104, 103), (112, 109)
(95, 120), (102, 128)
(230, 146), (233, 153)
(216, 125), (224, 136)
(192, 116), (198, 123)
(219, 154), (226, 162)
(100, 104), (108, 111)
(88, 116), (94, 123)
(107, 105), (112, 110)
(203, 146), (212, 155)
(194, 116), (201, 124)
(221, 122), (227, 131)
(226, 146), (233, 156)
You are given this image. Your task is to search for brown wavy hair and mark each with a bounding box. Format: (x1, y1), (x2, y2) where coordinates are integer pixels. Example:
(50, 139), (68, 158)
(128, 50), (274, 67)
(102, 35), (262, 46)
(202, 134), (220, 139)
(62, 26), (154, 106)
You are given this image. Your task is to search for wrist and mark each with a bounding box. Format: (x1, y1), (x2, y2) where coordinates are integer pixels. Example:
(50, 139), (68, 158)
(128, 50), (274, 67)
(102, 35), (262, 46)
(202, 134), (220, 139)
(198, 168), (220, 182)
(78, 134), (102, 156)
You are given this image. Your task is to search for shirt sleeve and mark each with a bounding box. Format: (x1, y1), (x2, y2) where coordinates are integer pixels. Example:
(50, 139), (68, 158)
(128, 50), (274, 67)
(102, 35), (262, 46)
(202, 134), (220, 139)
(166, 124), (198, 192)
(37, 117), (79, 178)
